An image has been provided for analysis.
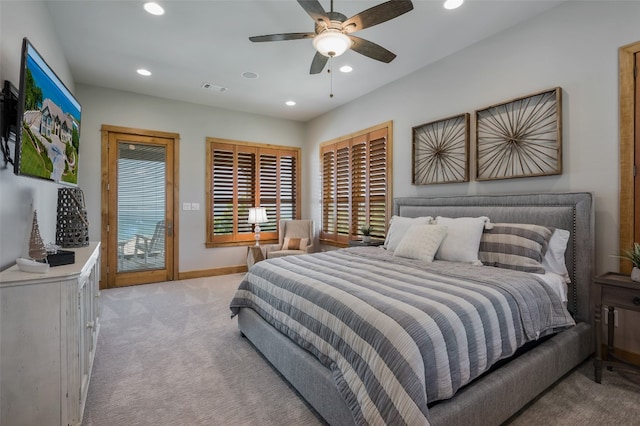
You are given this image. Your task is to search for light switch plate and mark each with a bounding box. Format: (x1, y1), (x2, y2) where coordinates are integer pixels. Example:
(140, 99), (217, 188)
(191, 202), (200, 211)
(183, 202), (191, 211)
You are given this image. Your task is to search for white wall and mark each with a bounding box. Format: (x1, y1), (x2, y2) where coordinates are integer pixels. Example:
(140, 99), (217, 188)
(76, 85), (306, 272)
(307, 1), (640, 277)
(0, 1), (75, 269)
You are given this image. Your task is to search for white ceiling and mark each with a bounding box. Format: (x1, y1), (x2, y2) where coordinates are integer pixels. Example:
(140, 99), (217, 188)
(45, 0), (564, 122)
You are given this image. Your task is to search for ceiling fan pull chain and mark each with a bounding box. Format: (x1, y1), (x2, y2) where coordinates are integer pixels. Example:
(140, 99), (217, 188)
(329, 56), (334, 98)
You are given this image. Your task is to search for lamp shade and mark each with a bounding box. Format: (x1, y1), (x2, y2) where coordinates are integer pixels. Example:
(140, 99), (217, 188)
(248, 207), (268, 224)
(313, 30), (352, 58)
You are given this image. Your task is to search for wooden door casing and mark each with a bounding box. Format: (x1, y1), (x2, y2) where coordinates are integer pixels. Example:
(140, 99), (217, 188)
(619, 41), (640, 274)
(100, 125), (180, 288)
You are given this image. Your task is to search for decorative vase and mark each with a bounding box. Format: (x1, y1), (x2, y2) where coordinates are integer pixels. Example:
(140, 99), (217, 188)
(363, 235), (371, 243)
(631, 267), (640, 282)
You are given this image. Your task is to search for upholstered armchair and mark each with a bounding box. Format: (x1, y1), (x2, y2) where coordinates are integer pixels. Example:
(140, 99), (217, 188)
(265, 219), (314, 259)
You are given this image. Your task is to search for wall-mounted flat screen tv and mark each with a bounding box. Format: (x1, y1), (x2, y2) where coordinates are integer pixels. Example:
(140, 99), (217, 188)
(14, 37), (81, 185)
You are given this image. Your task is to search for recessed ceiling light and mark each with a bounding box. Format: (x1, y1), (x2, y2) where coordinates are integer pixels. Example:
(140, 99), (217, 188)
(241, 71), (259, 79)
(144, 2), (165, 15)
(339, 65), (353, 73)
(444, 0), (464, 10)
(285, 101), (296, 106)
(137, 69), (152, 76)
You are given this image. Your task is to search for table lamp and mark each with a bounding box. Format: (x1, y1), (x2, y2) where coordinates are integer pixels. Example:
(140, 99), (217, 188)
(248, 207), (268, 246)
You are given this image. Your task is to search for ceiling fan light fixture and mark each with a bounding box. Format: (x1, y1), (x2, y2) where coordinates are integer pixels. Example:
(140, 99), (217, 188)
(313, 31), (351, 58)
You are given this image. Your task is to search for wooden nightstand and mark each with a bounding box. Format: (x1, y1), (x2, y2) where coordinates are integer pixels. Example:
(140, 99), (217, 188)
(349, 239), (385, 247)
(593, 272), (640, 383)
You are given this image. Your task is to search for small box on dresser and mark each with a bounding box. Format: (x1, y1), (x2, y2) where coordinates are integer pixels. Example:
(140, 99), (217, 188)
(0, 242), (101, 426)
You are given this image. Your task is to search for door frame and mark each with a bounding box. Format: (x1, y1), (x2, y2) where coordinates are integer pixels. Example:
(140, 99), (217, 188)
(619, 41), (640, 274)
(100, 125), (180, 289)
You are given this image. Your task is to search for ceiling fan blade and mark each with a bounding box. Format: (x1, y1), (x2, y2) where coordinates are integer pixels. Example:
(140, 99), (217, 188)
(297, 0), (330, 25)
(349, 36), (396, 63)
(343, 0), (414, 33)
(249, 33), (315, 42)
(310, 52), (329, 74)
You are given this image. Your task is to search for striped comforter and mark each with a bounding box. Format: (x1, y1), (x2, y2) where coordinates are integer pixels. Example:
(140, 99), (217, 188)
(229, 247), (575, 425)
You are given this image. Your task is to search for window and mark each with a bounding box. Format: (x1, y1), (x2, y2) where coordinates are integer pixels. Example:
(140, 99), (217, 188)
(206, 138), (300, 247)
(320, 122), (392, 246)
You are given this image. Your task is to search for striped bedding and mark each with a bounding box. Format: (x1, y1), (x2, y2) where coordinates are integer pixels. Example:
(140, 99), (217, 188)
(229, 247), (575, 426)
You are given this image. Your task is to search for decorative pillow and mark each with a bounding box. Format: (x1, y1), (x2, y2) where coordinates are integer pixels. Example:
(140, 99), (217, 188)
(479, 223), (554, 273)
(283, 237), (309, 250)
(393, 225), (448, 262)
(542, 228), (571, 282)
(434, 216), (488, 264)
(384, 216), (433, 252)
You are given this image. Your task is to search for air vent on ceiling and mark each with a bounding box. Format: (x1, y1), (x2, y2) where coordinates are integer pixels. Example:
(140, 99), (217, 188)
(201, 82), (227, 93)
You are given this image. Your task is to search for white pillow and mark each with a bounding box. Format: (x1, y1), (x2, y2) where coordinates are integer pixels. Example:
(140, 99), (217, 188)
(542, 228), (571, 283)
(394, 225), (448, 262)
(384, 216), (433, 252)
(434, 216), (487, 264)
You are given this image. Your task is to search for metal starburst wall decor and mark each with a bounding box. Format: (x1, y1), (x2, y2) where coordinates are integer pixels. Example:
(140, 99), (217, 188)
(475, 87), (562, 181)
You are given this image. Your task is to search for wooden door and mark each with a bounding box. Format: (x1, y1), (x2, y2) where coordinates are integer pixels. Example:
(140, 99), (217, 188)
(101, 125), (179, 288)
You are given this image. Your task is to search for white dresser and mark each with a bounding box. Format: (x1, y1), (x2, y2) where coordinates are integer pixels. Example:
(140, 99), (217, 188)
(0, 242), (101, 426)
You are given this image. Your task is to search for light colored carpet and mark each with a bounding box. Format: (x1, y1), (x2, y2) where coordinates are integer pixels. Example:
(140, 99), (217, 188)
(83, 274), (640, 426)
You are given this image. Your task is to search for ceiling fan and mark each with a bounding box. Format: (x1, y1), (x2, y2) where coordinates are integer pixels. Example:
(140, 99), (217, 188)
(249, 0), (414, 74)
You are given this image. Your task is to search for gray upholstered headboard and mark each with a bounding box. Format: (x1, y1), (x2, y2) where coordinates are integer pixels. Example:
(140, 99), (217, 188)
(393, 192), (594, 323)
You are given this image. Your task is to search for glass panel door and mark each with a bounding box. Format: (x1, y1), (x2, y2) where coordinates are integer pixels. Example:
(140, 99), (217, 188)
(106, 131), (174, 287)
(117, 142), (166, 272)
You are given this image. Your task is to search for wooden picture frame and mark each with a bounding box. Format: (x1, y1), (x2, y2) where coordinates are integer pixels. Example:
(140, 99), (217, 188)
(475, 87), (562, 181)
(412, 113), (469, 185)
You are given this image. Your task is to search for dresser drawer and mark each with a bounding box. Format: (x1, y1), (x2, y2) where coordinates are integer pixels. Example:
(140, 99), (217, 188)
(602, 286), (640, 312)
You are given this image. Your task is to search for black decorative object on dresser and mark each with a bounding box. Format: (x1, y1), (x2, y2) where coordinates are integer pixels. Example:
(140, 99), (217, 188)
(593, 272), (640, 383)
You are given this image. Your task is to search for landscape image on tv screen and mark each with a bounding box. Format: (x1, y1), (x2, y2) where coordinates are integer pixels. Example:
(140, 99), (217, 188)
(16, 39), (81, 185)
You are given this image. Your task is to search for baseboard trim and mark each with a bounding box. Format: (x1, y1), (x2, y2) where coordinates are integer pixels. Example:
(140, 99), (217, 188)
(601, 344), (640, 365)
(178, 265), (248, 280)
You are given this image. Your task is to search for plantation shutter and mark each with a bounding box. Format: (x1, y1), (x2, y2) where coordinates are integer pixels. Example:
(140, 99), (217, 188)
(211, 143), (256, 244)
(259, 152), (277, 235)
(321, 149), (336, 237)
(211, 144), (236, 241)
(336, 142), (351, 243)
(278, 152), (297, 223)
(320, 125), (391, 245)
(237, 148), (256, 237)
(368, 129), (388, 240)
(207, 139), (300, 246)
(351, 137), (367, 238)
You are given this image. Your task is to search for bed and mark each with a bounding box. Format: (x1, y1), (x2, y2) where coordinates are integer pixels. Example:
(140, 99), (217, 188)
(230, 192), (594, 425)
